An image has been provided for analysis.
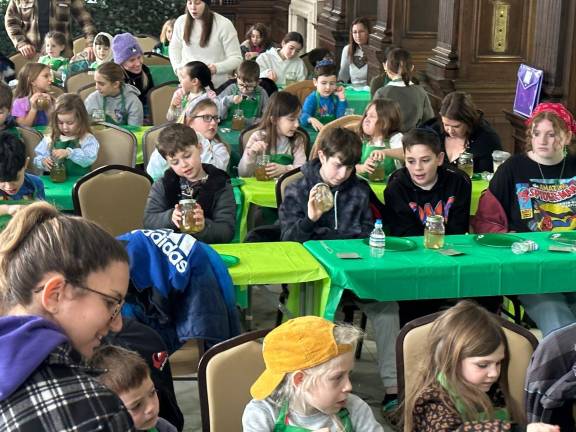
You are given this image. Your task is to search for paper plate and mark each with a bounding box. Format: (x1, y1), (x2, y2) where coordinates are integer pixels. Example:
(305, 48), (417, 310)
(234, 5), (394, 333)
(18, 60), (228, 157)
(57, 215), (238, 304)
(219, 254), (240, 267)
(549, 232), (576, 246)
(364, 237), (417, 252)
(474, 233), (524, 247)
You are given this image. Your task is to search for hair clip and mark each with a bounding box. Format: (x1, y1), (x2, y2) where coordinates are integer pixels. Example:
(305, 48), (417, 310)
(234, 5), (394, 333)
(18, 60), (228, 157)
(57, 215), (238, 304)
(316, 59), (335, 68)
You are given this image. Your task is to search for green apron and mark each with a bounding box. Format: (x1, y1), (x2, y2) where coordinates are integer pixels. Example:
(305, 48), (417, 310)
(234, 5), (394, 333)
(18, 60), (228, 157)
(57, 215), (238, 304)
(270, 154), (294, 166)
(315, 93), (337, 125)
(273, 403), (354, 432)
(360, 141), (395, 181)
(102, 90), (128, 125)
(53, 138), (91, 176)
(226, 85), (261, 121)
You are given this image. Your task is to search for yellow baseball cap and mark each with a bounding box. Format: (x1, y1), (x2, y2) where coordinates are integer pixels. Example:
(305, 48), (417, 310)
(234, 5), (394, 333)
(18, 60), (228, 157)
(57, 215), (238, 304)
(250, 316), (353, 400)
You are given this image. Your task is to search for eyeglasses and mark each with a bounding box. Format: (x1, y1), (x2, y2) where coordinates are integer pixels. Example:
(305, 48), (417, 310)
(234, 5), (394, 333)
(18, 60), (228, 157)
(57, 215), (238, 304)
(237, 81), (258, 90)
(190, 114), (221, 123)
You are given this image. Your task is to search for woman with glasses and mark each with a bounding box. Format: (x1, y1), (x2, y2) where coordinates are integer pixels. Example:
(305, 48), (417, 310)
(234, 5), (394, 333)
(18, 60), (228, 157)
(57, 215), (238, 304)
(0, 202), (134, 431)
(338, 17), (371, 86)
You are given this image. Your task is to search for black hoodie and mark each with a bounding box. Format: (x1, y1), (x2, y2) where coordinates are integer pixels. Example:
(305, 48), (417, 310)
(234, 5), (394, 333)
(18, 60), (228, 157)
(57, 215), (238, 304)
(384, 165), (471, 237)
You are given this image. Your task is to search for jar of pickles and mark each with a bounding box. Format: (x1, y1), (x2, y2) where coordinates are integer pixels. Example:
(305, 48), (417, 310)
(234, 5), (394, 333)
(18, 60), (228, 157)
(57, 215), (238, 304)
(311, 183), (334, 212)
(50, 158), (67, 183)
(424, 214), (445, 249)
(179, 199), (201, 234)
(457, 152), (474, 178)
(255, 154), (271, 181)
(36, 96), (50, 111)
(231, 109), (245, 131)
(368, 158), (386, 182)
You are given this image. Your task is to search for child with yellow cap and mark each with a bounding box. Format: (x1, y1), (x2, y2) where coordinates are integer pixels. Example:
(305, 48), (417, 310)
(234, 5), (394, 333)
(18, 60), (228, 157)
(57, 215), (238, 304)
(242, 316), (384, 431)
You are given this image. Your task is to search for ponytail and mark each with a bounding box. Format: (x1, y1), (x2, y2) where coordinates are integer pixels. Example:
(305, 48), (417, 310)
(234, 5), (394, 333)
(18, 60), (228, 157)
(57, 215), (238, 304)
(386, 48), (413, 87)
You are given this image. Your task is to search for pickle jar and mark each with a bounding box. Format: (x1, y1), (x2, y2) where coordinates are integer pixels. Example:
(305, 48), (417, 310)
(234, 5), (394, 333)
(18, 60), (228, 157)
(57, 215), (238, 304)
(231, 109), (245, 131)
(255, 154), (271, 181)
(36, 96), (50, 111)
(424, 214), (445, 249)
(179, 199), (200, 234)
(312, 183), (334, 212)
(457, 152), (474, 178)
(50, 158), (67, 183)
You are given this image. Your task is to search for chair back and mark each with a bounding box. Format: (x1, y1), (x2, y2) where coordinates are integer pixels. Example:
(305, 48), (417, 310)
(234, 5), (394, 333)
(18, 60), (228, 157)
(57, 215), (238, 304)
(309, 115), (362, 159)
(198, 328), (270, 432)
(283, 80), (315, 105)
(48, 84), (65, 99)
(135, 35), (160, 53)
(397, 312), (538, 429)
(169, 339), (205, 381)
(143, 51), (171, 66)
(16, 126), (44, 174)
(73, 165), (152, 236)
(9, 52), (30, 75)
(91, 122), (137, 168)
(77, 82), (97, 101)
(148, 81), (179, 126)
(275, 167), (304, 206)
(238, 123), (260, 155)
(65, 70), (94, 93)
(142, 122), (171, 169)
(73, 36), (87, 55)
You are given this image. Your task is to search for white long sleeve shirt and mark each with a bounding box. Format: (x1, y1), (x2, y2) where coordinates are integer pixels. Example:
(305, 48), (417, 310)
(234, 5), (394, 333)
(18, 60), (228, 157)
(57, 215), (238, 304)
(33, 133), (99, 171)
(256, 48), (307, 86)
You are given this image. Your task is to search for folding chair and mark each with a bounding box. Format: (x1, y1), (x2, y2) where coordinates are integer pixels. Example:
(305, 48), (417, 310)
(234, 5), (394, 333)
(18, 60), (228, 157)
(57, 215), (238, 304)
(147, 81), (179, 126)
(142, 122), (171, 170)
(65, 70), (94, 93)
(72, 36), (87, 55)
(91, 122), (137, 168)
(15, 126), (43, 174)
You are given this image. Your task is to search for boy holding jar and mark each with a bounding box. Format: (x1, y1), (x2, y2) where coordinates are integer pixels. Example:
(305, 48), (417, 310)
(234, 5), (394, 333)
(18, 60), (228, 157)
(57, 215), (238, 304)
(143, 123), (236, 244)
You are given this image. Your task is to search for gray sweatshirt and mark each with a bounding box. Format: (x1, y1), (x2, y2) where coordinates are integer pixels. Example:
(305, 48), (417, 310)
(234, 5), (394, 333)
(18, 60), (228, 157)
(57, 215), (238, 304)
(84, 84), (144, 126)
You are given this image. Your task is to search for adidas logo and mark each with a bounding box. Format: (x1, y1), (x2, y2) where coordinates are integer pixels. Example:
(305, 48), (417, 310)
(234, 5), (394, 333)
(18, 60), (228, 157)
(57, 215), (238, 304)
(139, 229), (196, 273)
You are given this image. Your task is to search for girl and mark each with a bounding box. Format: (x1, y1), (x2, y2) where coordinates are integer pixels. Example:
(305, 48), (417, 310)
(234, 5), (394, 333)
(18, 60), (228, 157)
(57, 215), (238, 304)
(169, 0), (242, 88)
(12, 62), (53, 127)
(147, 99), (230, 180)
(84, 61), (144, 126)
(356, 99), (404, 181)
(373, 48), (434, 131)
(404, 300), (558, 432)
(38, 31), (69, 86)
(242, 316), (383, 431)
(154, 18), (176, 56)
(90, 32), (114, 70)
(33, 93), (99, 177)
(256, 32), (307, 86)
(238, 91), (307, 178)
(0, 202), (134, 431)
(240, 23), (273, 60)
(473, 103), (576, 338)
(338, 17), (370, 86)
(166, 60), (220, 122)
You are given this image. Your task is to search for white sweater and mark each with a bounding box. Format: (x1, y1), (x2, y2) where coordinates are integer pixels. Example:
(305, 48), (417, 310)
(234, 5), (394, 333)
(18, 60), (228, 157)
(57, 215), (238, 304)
(338, 45), (368, 86)
(169, 12), (242, 88)
(256, 48), (307, 86)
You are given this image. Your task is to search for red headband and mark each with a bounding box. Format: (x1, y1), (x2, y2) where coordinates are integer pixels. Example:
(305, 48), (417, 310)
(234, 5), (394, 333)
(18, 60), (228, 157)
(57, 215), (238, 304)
(526, 102), (576, 134)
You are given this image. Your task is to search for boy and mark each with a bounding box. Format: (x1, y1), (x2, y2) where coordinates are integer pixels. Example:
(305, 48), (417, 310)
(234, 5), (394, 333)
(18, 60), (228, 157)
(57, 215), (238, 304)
(0, 82), (19, 133)
(384, 128), (471, 237)
(279, 127), (400, 411)
(218, 60), (269, 125)
(0, 132), (45, 216)
(299, 61), (347, 131)
(143, 123), (236, 244)
(90, 345), (177, 432)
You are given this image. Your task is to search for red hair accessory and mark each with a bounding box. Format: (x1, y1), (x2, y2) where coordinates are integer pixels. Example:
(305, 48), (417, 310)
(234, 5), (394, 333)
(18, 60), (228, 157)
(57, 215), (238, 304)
(526, 102), (576, 134)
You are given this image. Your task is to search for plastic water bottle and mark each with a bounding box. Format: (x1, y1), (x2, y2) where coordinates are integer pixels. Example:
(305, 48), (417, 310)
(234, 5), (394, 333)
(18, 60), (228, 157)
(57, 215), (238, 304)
(369, 219), (386, 258)
(511, 240), (539, 255)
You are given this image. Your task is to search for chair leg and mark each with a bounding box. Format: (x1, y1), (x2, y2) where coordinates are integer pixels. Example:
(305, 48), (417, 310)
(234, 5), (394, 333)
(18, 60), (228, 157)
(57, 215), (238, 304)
(244, 285), (253, 331)
(276, 284), (290, 327)
(355, 312), (368, 360)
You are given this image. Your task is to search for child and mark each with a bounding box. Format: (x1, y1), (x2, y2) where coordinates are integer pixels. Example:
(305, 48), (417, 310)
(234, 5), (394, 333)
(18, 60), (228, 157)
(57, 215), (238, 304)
(12, 62), (53, 127)
(38, 31), (69, 87)
(90, 345), (176, 432)
(33, 94), (99, 177)
(218, 60), (270, 125)
(404, 300), (559, 432)
(154, 19), (175, 57)
(242, 316), (384, 431)
(143, 123), (236, 244)
(0, 202), (133, 431)
(166, 61), (220, 123)
(0, 82), (18, 133)
(90, 32), (114, 70)
(0, 132), (45, 216)
(148, 99), (230, 180)
(84, 61), (144, 126)
(356, 99), (404, 181)
(384, 128), (471, 237)
(373, 48), (434, 131)
(238, 91), (306, 178)
(240, 23), (273, 60)
(256, 31), (307, 86)
(112, 33), (155, 108)
(300, 60), (347, 131)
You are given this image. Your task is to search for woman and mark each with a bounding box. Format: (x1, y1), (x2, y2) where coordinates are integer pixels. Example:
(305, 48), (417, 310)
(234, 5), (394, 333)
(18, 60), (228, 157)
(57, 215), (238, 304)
(338, 17), (370, 86)
(424, 91), (502, 173)
(0, 202), (134, 430)
(169, 0), (242, 88)
(473, 102), (576, 338)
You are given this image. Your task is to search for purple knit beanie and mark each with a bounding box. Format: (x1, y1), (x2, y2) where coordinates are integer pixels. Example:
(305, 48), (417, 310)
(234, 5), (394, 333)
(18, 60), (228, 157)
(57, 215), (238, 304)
(112, 33), (143, 65)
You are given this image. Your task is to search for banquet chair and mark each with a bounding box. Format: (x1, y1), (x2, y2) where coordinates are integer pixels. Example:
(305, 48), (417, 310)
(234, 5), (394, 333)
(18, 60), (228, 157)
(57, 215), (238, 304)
(77, 82), (96, 101)
(169, 339), (205, 382)
(9, 52), (30, 75)
(142, 122), (171, 169)
(148, 81), (179, 126)
(48, 84), (65, 98)
(65, 70), (94, 93)
(283, 79), (315, 105)
(143, 51), (171, 66)
(238, 123), (260, 155)
(72, 36), (87, 55)
(197, 328), (270, 432)
(135, 34), (160, 53)
(397, 311), (538, 421)
(72, 164), (152, 236)
(309, 115), (362, 158)
(91, 122), (137, 168)
(16, 126), (43, 174)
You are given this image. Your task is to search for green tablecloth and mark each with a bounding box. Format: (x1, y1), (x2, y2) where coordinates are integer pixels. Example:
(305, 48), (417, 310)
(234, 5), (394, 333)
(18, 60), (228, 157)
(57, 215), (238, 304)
(304, 231), (576, 320)
(40, 175), (82, 211)
(122, 125), (152, 165)
(344, 85), (371, 115)
(149, 65), (177, 86)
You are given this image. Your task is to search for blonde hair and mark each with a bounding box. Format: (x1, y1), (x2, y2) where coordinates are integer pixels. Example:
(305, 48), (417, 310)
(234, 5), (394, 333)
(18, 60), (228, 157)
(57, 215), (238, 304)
(49, 93), (92, 148)
(160, 19), (176, 44)
(14, 63), (50, 98)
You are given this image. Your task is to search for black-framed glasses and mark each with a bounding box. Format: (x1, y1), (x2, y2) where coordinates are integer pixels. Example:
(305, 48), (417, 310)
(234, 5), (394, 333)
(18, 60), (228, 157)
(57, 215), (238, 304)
(237, 81), (258, 90)
(191, 114), (221, 123)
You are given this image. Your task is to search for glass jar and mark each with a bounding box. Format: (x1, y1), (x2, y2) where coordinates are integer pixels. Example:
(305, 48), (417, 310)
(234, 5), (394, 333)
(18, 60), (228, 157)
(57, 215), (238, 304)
(492, 150), (511, 172)
(424, 215), (445, 249)
(312, 183), (334, 212)
(457, 152), (474, 178)
(179, 199), (201, 234)
(91, 109), (105, 122)
(285, 72), (297, 87)
(36, 96), (50, 111)
(50, 158), (67, 183)
(231, 109), (245, 131)
(368, 157), (386, 182)
(255, 154), (271, 181)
